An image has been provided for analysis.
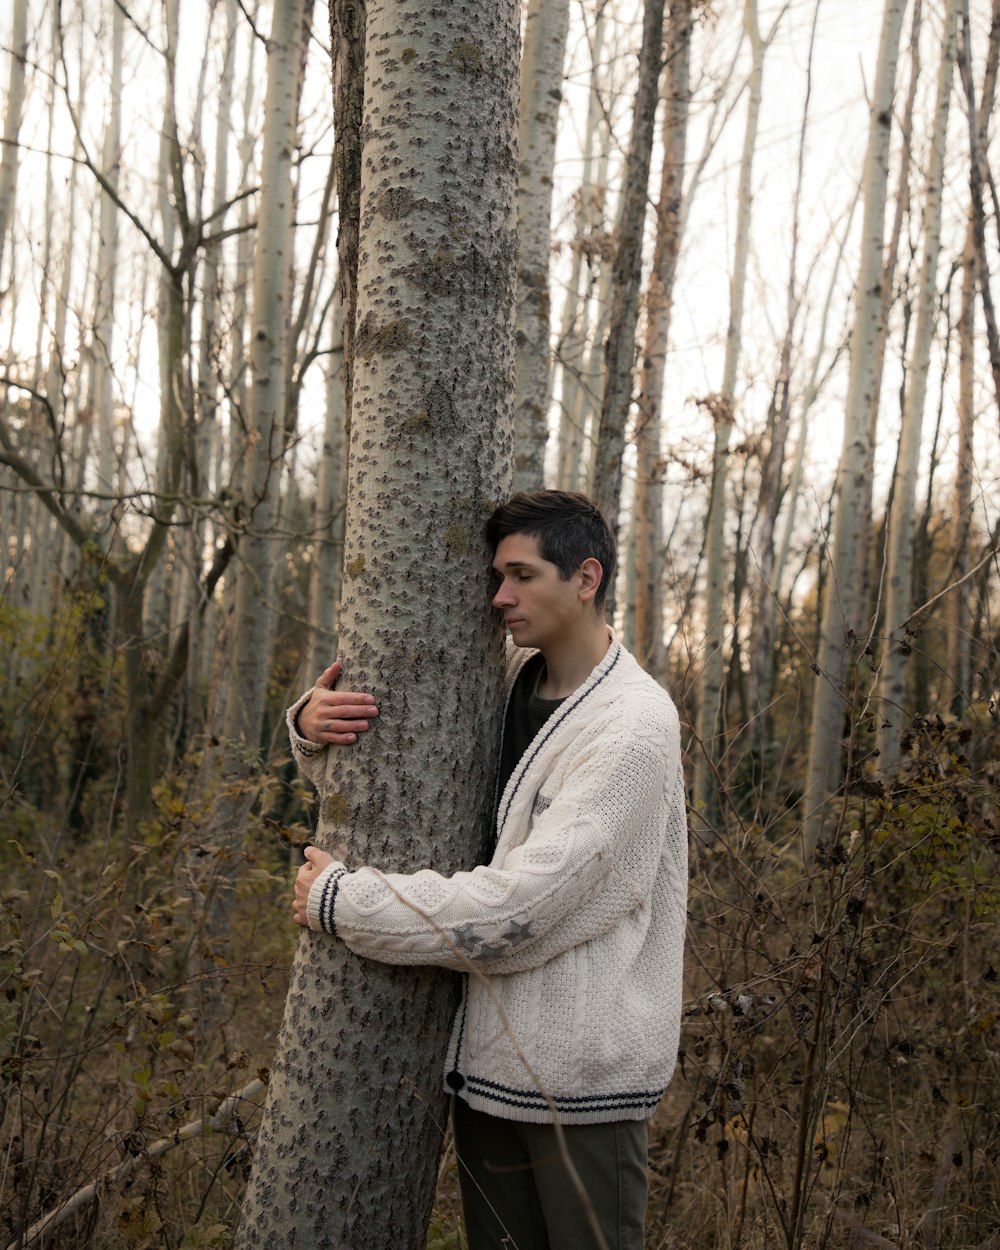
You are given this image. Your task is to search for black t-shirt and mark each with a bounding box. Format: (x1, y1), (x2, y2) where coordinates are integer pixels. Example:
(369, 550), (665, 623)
(494, 653), (565, 835)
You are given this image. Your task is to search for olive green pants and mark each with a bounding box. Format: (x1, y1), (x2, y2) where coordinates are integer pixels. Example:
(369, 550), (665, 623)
(453, 1097), (648, 1250)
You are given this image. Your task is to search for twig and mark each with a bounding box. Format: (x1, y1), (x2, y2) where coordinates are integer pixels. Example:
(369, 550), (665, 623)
(6, 1079), (265, 1250)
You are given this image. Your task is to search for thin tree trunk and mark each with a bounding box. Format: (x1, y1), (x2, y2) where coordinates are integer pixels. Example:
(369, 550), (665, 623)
(209, 0), (306, 900)
(959, 0), (1000, 422)
(750, 0), (821, 755)
(555, 12), (606, 492)
(0, 0), (28, 295)
(512, 0), (571, 490)
(802, 0), (907, 860)
(306, 306), (347, 680)
(692, 0), (770, 834)
(633, 0), (693, 677)
(592, 0), (666, 539)
(236, 2), (519, 1244)
(950, 0), (1000, 714)
(329, 0), (366, 419)
(92, 1), (124, 505)
(877, 0), (960, 775)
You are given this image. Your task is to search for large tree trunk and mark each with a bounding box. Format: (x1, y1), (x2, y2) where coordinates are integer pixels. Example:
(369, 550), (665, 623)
(877, 0), (960, 775)
(633, 0), (693, 675)
(801, 0), (907, 860)
(235, 2), (519, 1245)
(512, 0), (571, 490)
(592, 0), (666, 539)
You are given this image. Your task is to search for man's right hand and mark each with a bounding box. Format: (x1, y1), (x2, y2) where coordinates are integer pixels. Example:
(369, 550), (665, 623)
(295, 661), (379, 746)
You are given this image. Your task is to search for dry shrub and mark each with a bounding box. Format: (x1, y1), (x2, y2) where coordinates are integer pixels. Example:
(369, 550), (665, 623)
(648, 715), (999, 1250)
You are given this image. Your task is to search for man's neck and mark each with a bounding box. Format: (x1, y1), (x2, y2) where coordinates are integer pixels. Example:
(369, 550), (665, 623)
(537, 620), (611, 699)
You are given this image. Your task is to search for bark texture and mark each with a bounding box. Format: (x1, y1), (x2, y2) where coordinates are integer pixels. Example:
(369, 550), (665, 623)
(877, 0), (959, 774)
(692, 0), (768, 831)
(235, 1), (519, 1246)
(512, 0), (571, 490)
(330, 0), (366, 418)
(802, 0), (907, 859)
(633, 0), (693, 674)
(592, 0), (666, 538)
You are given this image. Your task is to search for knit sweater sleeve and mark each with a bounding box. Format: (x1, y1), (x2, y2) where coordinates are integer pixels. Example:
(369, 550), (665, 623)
(304, 720), (674, 971)
(285, 688), (329, 787)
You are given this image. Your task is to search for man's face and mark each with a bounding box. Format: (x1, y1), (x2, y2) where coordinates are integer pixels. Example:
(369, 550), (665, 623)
(490, 533), (587, 653)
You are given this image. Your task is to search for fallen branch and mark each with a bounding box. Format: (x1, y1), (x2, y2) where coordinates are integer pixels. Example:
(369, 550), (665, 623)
(6, 1078), (265, 1250)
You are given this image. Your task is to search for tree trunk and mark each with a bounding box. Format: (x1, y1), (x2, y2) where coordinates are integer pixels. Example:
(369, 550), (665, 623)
(692, 0), (768, 834)
(235, 1), (519, 1245)
(633, 0), (693, 675)
(512, 0), (571, 490)
(877, 0), (960, 775)
(92, 0), (124, 505)
(801, 0), (907, 860)
(0, 0), (27, 294)
(949, 0), (1000, 714)
(306, 308), (347, 680)
(592, 0), (666, 539)
(750, 0), (822, 757)
(555, 12), (606, 492)
(330, 0), (366, 419)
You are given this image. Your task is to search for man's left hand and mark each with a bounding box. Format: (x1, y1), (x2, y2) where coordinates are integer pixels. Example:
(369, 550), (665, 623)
(293, 845), (336, 926)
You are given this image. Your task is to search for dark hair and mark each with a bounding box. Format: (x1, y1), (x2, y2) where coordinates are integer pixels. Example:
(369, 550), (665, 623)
(484, 490), (617, 608)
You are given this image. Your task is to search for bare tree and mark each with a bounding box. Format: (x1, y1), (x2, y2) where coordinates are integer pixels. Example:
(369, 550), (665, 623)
(592, 0), (667, 538)
(512, 0), (571, 490)
(633, 0), (694, 676)
(692, 0), (785, 832)
(802, 0), (908, 860)
(877, 0), (960, 775)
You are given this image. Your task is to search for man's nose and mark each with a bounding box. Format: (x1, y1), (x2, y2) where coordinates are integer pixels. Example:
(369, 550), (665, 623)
(492, 579), (514, 608)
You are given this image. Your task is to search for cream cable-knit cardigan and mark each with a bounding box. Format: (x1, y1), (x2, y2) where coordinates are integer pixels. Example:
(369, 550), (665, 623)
(287, 635), (688, 1125)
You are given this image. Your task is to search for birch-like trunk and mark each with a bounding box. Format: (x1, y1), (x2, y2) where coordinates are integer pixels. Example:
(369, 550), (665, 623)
(330, 0), (366, 416)
(0, 0), (27, 291)
(306, 309), (347, 680)
(512, 0), (570, 490)
(591, 0), (666, 538)
(236, 2), (518, 1244)
(801, 0), (907, 859)
(213, 0), (304, 828)
(92, 1), (124, 505)
(749, 0), (822, 755)
(555, 12), (605, 492)
(692, 0), (767, 833)
(633, 0), (693, 674)
(951, 0), (999, 713)
(877, 0), (959, 775)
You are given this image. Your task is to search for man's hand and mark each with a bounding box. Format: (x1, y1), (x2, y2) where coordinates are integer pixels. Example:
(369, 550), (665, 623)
(293, 845), (336, 926)
(296, 661), (378, 745)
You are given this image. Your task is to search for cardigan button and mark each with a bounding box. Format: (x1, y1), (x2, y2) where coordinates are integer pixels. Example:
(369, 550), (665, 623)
(446, 1070), (465, 1091)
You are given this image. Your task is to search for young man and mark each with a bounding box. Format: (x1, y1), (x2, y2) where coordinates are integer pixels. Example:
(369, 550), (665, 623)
(288, 491), (687, 1250)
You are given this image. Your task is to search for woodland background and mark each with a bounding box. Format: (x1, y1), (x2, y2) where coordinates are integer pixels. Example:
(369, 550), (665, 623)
(0, 0), (998, 1247)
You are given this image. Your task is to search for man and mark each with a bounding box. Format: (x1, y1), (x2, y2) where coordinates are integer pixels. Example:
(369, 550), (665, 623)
(288, 491), (687, 1250)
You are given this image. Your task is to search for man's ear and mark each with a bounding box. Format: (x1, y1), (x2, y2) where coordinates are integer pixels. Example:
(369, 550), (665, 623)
(578, 557), (603, 604)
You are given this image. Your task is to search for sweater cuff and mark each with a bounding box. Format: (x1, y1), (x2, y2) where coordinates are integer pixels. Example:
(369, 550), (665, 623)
(307, 863), (347, 934)
(286, 689), (325, 757)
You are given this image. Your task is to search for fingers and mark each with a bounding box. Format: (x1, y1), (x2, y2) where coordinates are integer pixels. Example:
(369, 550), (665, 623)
(315, 660), (341, 690)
